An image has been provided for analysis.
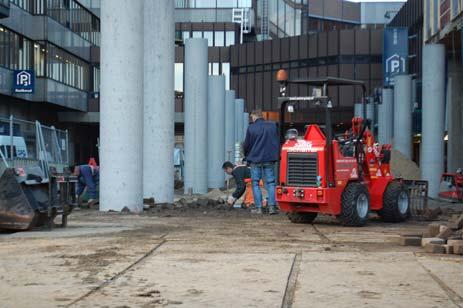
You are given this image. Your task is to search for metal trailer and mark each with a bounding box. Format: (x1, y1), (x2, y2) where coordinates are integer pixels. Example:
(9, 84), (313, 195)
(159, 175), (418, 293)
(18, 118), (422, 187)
(0, 116), (77, 231)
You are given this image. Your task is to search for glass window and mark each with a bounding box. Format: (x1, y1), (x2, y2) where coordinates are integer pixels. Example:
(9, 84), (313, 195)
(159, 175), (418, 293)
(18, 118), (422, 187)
(14, 0), (100, 46)
(182, 31), (191, 42)
(203, 31), (213, 47)
(238, 0), (251, 8)
(93, 66), (100, 92)
(175, 63), (184, 93)
(214, 31), (224, 47)
(0, 27), (34, 71)
(217, 0), (235, 8)
(46, 43), (90, 91)
(195, 0), (216, 8)
(225, 31), (235, 46)
(212, 63), (220, 75)
(192, 31), (202, 38)
(222, 63), (230, 90)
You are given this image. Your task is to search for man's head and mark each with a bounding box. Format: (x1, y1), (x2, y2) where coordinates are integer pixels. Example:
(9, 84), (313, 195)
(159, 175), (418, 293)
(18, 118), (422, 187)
(250, 109), (263, 123)
(222, 161), (234, 175)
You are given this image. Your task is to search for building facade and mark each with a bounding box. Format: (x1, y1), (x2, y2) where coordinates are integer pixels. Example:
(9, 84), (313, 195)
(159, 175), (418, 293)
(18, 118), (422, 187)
(0, 0), (402, 163)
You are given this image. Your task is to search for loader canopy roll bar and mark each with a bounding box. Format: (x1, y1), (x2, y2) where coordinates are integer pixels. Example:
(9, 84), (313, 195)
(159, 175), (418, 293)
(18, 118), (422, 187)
(276, 72), (367, 187)
(277, 75), (367, 144)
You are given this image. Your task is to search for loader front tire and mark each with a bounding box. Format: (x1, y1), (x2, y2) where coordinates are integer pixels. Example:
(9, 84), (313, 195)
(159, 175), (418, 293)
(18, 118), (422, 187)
(338, 182), (370, 227)
(287, 212), (318, 224)
(379, 181), (410, 222)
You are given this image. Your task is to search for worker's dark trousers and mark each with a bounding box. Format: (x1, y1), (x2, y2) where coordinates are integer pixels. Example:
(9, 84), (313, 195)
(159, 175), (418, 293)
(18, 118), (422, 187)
(250, 162), (276, 208)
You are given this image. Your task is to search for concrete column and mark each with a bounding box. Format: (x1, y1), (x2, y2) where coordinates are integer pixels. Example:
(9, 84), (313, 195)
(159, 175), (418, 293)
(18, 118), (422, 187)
(143, 0), (175, 204)
(243, 112), (249, 140)
(207, 75), (226, 188)
(421, 44), (446, 198)
(224, 90), (236, 162)
(393, 74), (412, 159)
(184, 38), (208, 194)
(446, 59), (463, 172)
(235, 99), (245, 143)
(366, 102), (375, 124)
(99, 0), (144, 212)
(378, 88), (394, 144)
(354, 103), (363, 118)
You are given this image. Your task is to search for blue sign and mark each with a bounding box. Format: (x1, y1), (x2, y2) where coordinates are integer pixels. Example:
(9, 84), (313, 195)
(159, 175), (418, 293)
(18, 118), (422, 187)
(13, 70), (35, 94)
(383, 28), (408, 86)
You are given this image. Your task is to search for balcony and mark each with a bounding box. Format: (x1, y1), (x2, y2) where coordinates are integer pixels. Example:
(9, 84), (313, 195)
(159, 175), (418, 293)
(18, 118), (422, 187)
(0, 0), (10, 18)
(0, 66), (88, 112)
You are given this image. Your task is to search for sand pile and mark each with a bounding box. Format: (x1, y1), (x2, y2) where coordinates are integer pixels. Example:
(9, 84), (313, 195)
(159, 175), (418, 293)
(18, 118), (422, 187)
(390, 149), (421, 180)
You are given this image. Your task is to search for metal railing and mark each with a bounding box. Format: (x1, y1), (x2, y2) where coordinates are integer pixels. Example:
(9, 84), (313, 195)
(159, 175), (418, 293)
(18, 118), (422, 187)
(0, 115), (70, 180)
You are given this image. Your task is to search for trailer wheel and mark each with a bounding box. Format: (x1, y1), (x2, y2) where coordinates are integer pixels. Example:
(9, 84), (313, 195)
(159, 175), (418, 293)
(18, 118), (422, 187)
(379, 181), (410, 222)
(287, 212), (318, 224)
(338, 182), (370, 227)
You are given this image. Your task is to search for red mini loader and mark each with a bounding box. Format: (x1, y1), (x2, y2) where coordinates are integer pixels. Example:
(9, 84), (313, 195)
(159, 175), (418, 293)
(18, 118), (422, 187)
(275, 71), (410, 226)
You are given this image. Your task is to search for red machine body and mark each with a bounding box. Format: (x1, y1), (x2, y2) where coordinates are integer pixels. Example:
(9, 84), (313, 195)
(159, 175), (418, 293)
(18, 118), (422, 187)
(277, 119), (393, 215)
(275, 74), (410, 226)
(439, 172), (463, 202)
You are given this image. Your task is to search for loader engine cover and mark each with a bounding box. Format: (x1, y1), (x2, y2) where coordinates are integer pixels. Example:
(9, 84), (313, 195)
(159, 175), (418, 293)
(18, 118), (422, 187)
(0, 168), (37, 230)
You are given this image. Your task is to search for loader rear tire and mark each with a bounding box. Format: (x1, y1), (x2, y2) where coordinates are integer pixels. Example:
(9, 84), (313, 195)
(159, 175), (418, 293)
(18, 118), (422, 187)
(287, 212), (318, 224)
(379, 181), (410, 222)
(338, 182), (370, 227)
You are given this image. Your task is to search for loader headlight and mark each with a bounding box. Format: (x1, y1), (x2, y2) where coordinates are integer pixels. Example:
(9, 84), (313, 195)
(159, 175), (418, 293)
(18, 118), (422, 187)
(285, 129), (299, 140)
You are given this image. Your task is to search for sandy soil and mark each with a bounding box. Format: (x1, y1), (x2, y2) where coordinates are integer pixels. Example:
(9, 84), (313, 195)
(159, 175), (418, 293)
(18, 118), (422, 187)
(0, 207), (462, 308)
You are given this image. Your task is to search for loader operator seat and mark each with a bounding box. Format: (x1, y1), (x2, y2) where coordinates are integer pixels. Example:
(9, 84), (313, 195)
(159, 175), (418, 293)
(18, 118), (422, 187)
(337, 130), (356, 157)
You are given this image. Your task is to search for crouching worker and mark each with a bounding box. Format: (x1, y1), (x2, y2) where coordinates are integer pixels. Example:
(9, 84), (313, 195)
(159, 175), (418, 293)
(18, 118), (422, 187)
(72, 164), (99, 208)
(222, 161), (252, 208)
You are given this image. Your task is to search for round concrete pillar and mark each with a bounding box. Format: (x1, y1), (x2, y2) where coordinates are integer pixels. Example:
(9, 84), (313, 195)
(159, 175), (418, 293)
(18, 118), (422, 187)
(421, 44), (446, 198)
(207, 75), (226, 188)
(99, 0), (144, 212)
(184, 38), (208, 194)
(235, 99), (245, 143)
(243, 112), (249, 140)
(143, 0), (175, 204)
(393, 74), (412, 159)
(378, 88), (394, 144)
(224, 90), (236, 162)
(354, 103), (363, 118)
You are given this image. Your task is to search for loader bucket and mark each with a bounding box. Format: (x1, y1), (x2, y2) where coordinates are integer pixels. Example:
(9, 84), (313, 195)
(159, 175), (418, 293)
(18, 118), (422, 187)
(0, 168), (37, 230)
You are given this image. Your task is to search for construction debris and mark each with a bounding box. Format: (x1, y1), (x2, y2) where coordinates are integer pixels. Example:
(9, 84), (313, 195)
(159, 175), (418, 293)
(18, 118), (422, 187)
(400, 214), (463, 255)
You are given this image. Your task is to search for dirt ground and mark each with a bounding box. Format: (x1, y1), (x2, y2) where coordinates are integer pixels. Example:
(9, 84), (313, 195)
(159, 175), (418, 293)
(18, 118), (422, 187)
(1, 205), (463, 308)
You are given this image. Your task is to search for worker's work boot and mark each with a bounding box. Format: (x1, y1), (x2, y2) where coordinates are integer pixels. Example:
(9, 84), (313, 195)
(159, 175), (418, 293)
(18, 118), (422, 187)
(268, 205), (277, 215)
(251, 207), (263, 215)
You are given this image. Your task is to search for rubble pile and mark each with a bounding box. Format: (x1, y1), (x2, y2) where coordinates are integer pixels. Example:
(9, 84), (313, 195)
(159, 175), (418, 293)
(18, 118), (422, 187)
(390, 149), (421, 180)
(400, 214), (463, 255)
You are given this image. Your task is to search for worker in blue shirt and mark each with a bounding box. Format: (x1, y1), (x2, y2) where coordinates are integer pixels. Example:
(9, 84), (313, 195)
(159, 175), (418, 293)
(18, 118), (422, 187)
(243, 109), (280, 215)
(72, 164), (99, 207)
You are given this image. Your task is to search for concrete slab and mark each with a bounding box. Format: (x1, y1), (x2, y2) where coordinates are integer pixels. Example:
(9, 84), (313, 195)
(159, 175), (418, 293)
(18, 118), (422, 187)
(293, 251), (457, 308)
(74, 252), (294, 308)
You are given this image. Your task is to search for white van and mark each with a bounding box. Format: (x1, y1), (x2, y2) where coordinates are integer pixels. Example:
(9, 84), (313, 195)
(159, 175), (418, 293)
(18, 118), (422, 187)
(0, 136), (28, 159)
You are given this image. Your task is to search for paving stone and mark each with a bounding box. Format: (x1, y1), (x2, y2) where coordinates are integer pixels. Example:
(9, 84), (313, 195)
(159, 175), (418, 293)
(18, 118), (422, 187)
(436, 226), (454, 240)
(443, 245), (454, 255)
(447, 239), (463, 247)
(423, 244), (445, 254)
(454, 245), (463, 255)
(401, 233), (422, 238)
(428, 224), (441, 237)
(399, 236), (422, 246)
(421, 237), (445, 247)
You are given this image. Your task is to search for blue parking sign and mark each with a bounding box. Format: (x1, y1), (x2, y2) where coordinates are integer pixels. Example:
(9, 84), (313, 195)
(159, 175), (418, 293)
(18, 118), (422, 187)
(13, 70), (35, 94)
(383, 28), (408, 86)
